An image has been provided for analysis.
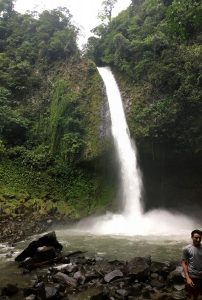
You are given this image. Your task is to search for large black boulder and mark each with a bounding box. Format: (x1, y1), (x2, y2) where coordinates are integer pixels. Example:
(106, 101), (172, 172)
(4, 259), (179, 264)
(15, 231), (62, 262)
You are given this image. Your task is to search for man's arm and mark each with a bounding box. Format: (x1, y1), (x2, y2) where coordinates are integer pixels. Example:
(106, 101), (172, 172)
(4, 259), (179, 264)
(181, 260), (194, 287)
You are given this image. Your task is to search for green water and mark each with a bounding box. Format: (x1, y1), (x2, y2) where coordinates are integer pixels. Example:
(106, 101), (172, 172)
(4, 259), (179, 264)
(0, 232), (190, 289)
(56, 230), (189, 261)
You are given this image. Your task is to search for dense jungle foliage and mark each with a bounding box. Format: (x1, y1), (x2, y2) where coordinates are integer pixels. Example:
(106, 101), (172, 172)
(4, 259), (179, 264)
(87, 0), (202, 159)
(0, 0), (201, 220)
(0, 0), (115, 219)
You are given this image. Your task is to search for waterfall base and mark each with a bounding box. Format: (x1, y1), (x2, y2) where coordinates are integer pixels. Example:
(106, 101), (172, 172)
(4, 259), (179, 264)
(73, 209), (195, 236)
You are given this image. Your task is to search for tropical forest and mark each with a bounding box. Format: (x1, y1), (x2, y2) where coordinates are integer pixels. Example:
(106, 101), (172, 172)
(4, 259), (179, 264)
(0, 0), (201, 241)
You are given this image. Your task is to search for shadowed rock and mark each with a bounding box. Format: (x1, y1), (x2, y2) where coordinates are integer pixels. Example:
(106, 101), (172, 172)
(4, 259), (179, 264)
(15, 231), (62, 263)
(126, 256), (150, 280)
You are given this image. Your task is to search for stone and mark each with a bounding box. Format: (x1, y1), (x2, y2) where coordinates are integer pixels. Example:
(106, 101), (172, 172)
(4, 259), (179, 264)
(52, 263), (72, 272)
(104, 269), (123, 283)
(15, 231), (62, 262)
(171, 290), (187, 300)
(25, 295), (36, 300)
(173, 284), (186, 291)
(150, 279), (166, 289)
(129, 283), (142, 296)
(1, 284), (19, 297)
(53, 272), (77, 287)
(34, 246), (57, 262)
(151, 273), (159, 279)
(73, 270), (86, 285)
(126, 257), (150, 280)
(116, 289), (129, 297)
(168, 266), (184, 284)
(45, 285), (58, 299)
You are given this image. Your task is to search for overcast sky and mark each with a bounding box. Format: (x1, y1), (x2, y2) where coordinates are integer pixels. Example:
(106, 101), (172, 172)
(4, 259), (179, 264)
(15, 0), (131, 47)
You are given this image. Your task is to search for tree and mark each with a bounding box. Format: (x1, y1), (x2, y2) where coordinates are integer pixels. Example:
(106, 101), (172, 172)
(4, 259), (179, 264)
(0, 0), (15, 17)
(98, 0), (118, 23)
(166, 0), (202, 40)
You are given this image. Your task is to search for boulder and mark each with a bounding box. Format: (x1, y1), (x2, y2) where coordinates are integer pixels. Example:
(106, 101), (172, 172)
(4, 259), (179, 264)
(126, 257), (150, 280)
(15, 231), (62, 262)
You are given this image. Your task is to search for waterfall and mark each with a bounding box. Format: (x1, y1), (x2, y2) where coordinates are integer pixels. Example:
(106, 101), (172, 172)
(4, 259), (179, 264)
(73, 67), (194, 236)
(97, 67), (143, 217)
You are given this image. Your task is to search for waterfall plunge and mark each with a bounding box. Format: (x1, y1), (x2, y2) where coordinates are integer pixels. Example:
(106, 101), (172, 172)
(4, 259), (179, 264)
(75, 67), (194, 236)
(98, 67), (143, 217)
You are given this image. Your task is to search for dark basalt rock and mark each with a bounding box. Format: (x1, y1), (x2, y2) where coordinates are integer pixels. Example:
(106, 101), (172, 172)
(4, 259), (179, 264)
(15, 231), (62, 262)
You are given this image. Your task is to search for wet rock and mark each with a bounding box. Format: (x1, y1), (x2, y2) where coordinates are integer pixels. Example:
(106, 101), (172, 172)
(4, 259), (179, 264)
(126, 257), (150, 280)
(67, 286), (104, 300)
(129, 283), (142, 296)
(168, 266), (184, 284)
(25, 295), (36, 300)
(19, 246), (58, 270)
(116, 289), (128, 297)
(65, 251), (86, 259)
(150, 262), (171, 281)
(35, 281), (46, 299)
(173, 284), (185, 291)
(23, 287), (37, 297)
(45, 285), (59, 299)
(171, 290), (187, 300)
(1, 284), (19, 297)
(53, 272), (77, 287)
(85, 270), (101, 282)
(52, 263), (73, 273)
(15, 231), (62, 262)
(152, 292), (171, 300)
(104, 269), (123, 283)
(73, 270), (86, 285)
(150, 279), (166, 289)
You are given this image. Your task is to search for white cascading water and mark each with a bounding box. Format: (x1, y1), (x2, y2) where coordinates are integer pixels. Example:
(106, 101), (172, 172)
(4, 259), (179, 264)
(98, 67), (143, 217)
(74, 67), (195, 236)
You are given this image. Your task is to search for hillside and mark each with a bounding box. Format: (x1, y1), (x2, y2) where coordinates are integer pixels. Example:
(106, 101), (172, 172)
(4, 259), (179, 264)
(0, 1), (116, 229)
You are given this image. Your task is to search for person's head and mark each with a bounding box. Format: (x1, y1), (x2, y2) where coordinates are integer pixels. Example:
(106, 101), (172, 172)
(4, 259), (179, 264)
(191, 229), (202, 247)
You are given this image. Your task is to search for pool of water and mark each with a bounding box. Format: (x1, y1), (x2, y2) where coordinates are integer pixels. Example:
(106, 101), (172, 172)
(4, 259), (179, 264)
(56, 230), (189, 261)
(0, 230), (190, 289)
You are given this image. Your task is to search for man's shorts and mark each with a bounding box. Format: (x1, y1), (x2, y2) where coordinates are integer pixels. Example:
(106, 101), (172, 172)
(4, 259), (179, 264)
(186, 277), (202, 296)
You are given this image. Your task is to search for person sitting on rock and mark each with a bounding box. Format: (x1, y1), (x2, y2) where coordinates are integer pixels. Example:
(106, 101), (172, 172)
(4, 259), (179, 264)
(182, 229), (202, 300)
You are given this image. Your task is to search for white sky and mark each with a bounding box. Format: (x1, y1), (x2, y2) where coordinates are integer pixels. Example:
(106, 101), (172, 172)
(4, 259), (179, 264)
(15, 0), (131, 48)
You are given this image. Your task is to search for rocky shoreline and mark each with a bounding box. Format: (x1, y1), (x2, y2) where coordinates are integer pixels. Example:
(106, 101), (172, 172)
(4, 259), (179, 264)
(0, 232), (190, 300)
(0, 214), (72, 244)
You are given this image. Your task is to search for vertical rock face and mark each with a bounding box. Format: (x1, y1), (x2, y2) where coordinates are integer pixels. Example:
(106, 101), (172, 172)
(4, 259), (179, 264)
(99, 85), (111, 139)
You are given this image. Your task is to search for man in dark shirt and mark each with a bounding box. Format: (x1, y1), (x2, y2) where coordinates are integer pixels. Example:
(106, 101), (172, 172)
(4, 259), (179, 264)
(182, 229), (202, 300)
